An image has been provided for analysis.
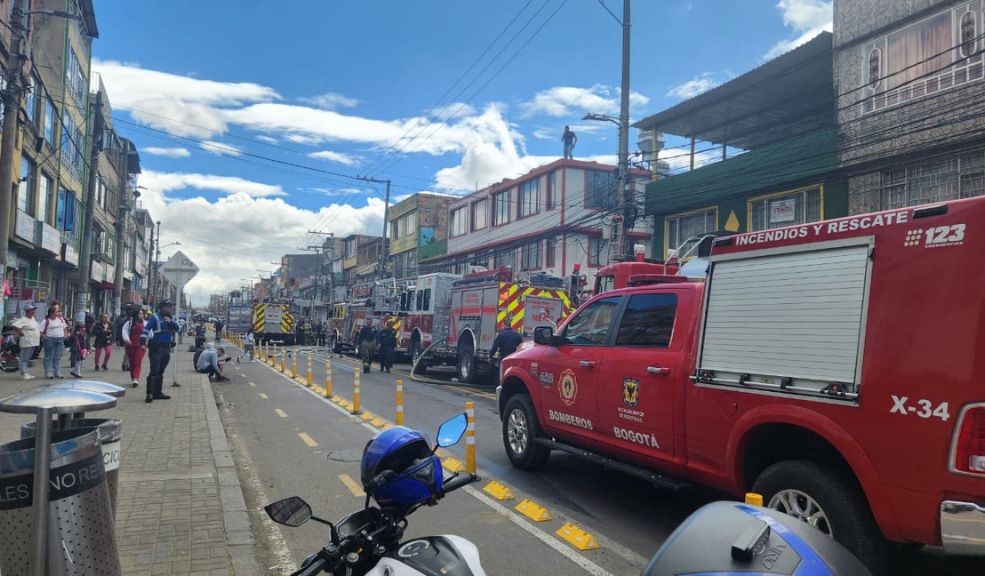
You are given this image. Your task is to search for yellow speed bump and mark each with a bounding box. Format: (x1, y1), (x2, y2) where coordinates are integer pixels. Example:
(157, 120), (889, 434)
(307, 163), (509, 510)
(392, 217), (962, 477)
(442, 457), (465, 473)
(360, 411), (375, 422)
(338, 399), (352, 410)
(483, 480), (514, 501)
(556, 522), (599, 551)
(370, 417), (387, 428)
(515, 499), (551, 522)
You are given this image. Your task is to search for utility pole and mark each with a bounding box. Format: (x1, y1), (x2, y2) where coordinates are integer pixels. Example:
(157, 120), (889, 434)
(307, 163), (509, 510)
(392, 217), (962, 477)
(0, 0), (27, 274)
(355, 176), (391, 276)
(618, 0), (633, 258)
(112, 140), (130, 317)
(306, 230), (335, 317)
(146, 218), (155, 303)
(154, 220), (161, 302)
(74, 90), (103, 324)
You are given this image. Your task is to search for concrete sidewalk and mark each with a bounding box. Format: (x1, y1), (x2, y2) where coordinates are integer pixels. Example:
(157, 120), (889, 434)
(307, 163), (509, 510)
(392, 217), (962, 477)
(0, 344), (259, 576)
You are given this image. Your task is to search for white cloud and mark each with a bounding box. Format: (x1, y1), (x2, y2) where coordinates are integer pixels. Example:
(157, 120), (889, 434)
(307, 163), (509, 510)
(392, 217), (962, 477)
(667, 73), (721, 99)
(93, 59), (280, 138)
(307, 186), (366, 197)
(140, 169), (285, 198)
(519, 84), (649, 118)
(199, 141), (243, 156)
(142, 146), (191, 158)
(764, 0), (832, 59)
(430, 103), (476, 120)
(300, 92), (359, 110)
(532, 124), (604, 140)
(255, 135), (279, 145)
(307, 150), (360, 166)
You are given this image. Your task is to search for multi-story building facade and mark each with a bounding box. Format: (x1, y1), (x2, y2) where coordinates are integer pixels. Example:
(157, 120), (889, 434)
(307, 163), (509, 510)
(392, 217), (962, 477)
(340, 234), (381, 289)
(386, 192), (455, 281)
(835, 0), (985, 213)
(421, 158), (652, 286)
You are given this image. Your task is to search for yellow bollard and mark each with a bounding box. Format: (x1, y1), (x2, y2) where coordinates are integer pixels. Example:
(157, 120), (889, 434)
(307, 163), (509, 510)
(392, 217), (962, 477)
(465, 401), (476, 474)
(395, 379), (405, 426)
(306, 353), (313, 387)
(291, 350), (298, 378)
(280, 347), (286, 373)
(352, 370), (361, 414)
(323, 358), (332, 398)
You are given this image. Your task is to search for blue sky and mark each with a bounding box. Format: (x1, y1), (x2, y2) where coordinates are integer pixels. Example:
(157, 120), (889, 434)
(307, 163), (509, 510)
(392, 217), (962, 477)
(89, 0), (832, 302)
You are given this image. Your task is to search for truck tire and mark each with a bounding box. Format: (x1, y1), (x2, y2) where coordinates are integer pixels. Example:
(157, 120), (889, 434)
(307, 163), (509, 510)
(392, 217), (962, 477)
(409, 341), (428, 375)
(457, 343), (477, 384)
(502, 394), (550, 470)
(752, 460), (888, 575)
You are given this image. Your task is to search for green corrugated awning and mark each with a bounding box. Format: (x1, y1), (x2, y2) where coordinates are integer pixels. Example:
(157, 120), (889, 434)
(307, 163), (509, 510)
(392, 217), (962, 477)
(644, 127), (838, 215)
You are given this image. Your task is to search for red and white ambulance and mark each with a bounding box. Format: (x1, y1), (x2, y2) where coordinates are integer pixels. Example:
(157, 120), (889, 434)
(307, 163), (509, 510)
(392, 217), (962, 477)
(499, 196), (985, 571)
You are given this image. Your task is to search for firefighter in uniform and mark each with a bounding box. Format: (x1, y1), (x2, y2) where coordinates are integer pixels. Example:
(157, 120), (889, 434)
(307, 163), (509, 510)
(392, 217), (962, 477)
(357, 320), (377, 373)
(378, 321), (397, 374)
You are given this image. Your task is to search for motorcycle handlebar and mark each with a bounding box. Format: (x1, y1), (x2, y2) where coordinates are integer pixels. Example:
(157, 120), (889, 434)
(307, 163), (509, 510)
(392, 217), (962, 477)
(442, 473), (479, 494)
(291, 555), (329, 576)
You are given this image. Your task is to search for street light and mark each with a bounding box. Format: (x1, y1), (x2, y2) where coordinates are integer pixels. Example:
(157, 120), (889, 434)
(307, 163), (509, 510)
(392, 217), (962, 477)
(582, 113), (620, 125)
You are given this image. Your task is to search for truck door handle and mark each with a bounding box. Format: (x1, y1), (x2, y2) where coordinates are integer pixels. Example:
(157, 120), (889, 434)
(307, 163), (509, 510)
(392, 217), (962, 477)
(579, 360), (597, 368)
(647, 366), (670, 376)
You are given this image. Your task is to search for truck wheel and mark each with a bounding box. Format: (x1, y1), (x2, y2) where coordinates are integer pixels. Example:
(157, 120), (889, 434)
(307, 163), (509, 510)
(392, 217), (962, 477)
(409, 341), (427, 375)
(752, 460), (888, 574)
(502, 394), (550, 470)
(457, 344), (477, 384)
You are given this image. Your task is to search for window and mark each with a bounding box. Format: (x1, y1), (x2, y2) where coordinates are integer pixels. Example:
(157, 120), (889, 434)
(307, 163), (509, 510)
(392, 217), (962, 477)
(66, 48), (87, 110)
(390, 220), (400, 240)
(521, 241), (541, 270)
(344, 240), (356, 258)
(562, 296), (621, 346)
(61, 111), (84, 181)
(404, 212), (416, 235)
(43, 99), (56, 144)
(104, 235), (115, 262)
(422, 288), (431, 311)
(519, 179), (539, 218)
(587, 237), (606, 266)
(545, 238), (556, 267)
(494, 248), (514, 269)
(471, 199), (487, 230)
(586, 170), (616, 208)
(57, 187), (76, 232)
(39, 173), (52, 224)
(451, 207), (468, 236)
(546, 171), (557, 209)
(863, 4), (983, 113)
(493, 190), (513, 225)
(749, 187), (822, 232)
(94, 228), (105, 257)
(96, 176), (106, 209)
(666, 207), (718, 257)
(26, 74), (41, 127)
(881, 151), (985, 209)
(615, 294), (677, 347)
(18, 158), (34, 215)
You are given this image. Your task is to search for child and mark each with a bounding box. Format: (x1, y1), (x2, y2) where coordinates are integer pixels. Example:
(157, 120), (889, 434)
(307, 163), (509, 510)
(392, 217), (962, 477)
(68, 322), (89, 378)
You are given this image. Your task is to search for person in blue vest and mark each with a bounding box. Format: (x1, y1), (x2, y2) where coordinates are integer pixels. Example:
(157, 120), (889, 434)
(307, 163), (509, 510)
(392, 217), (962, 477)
(140, 300), (181, 403)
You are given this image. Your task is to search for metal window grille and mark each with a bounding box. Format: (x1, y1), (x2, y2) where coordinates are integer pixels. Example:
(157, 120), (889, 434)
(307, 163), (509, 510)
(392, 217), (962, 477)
(667, 209), (717, 254)
(750, 188), (822, 232)
(881, 151), (985, 209)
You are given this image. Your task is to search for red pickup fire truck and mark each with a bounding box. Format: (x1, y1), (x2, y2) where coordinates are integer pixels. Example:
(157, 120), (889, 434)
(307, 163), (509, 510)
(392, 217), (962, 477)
(498, 196), (985, 572)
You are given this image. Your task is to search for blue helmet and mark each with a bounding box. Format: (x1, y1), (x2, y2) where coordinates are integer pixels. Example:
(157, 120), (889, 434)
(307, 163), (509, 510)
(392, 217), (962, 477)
(360, 426), (443, 509)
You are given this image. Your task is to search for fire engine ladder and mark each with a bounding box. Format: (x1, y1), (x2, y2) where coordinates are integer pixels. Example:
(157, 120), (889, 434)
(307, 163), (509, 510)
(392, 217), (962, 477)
(608, 215), (624, 264)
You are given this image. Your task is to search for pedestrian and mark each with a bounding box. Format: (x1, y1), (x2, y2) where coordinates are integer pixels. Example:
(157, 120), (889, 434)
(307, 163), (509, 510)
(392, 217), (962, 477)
(197, 343), (230, 382)
(91, 313), (113, 371)
(378, 321), (397, 373)
(215, 320), (224, 342)
(238, 329), (255, 362)
(11, 303), (40, 380)
(140, 300), (180, 403)
(40, 301), (69, 379)
(562, 125), (578, 159)
(122, 308), (146, 388)
(357, 319), (377, 373)
(490, 317), (524, 382)
(68, 321), (89, 378)
(315, 321), (325, 347)
(194, 321), (206, 350)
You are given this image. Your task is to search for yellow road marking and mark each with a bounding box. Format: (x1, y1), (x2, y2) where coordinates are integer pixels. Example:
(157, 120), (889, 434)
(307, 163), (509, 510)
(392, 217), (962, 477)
(259, 393), (269, 399)
(338, 473), (366, 497)
(275, 408), (288, 418)
(298, 432), (318, 447)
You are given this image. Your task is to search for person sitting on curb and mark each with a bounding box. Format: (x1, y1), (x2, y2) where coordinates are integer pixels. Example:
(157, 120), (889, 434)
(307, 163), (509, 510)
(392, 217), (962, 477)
(197, 342), (230, 382)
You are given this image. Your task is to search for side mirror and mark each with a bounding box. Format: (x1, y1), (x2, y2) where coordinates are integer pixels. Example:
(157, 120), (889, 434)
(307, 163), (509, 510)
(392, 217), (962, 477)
(533, 326), (556, 346)
(436, 413), (467, 447)
(264, 496), (312, 527)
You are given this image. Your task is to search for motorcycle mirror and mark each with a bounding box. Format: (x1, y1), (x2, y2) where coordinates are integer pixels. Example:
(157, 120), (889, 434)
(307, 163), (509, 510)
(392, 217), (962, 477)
(264, 496), (313, 527)
(436, 413), (468, 447)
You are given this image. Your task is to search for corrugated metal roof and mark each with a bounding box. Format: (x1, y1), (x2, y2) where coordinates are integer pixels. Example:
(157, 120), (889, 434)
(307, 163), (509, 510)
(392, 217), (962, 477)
(634, 32), (834, 150)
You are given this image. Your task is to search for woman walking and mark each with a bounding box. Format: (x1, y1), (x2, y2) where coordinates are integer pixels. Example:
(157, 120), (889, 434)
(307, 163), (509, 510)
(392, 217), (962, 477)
(122, 309), (146, 388)
(40, 302), (69, 379)
(68, 322), (89, 378)
(91, 313), (113, 371)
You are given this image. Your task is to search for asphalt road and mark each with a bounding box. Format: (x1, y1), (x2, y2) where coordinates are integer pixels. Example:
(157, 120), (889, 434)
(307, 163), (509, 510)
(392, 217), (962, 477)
(215, 342), (984, 575)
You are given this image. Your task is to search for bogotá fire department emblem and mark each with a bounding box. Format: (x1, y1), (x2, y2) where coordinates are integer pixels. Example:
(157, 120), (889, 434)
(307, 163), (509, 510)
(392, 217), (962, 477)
(559, 369), (578, 406)
(623, 378), (640, 407)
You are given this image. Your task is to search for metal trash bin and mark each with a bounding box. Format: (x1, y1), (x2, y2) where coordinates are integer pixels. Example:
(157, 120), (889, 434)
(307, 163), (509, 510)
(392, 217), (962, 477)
(21, 418), (122, 512)
(0, 427), (122, 575)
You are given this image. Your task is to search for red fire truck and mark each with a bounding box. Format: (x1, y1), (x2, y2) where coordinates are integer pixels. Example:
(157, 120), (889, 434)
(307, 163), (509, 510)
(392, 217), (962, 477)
(426, 269), (575, 383)
(499, 196), (985, 572)
(330, 282), (393, 354)
(387, 273), (460, 365)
